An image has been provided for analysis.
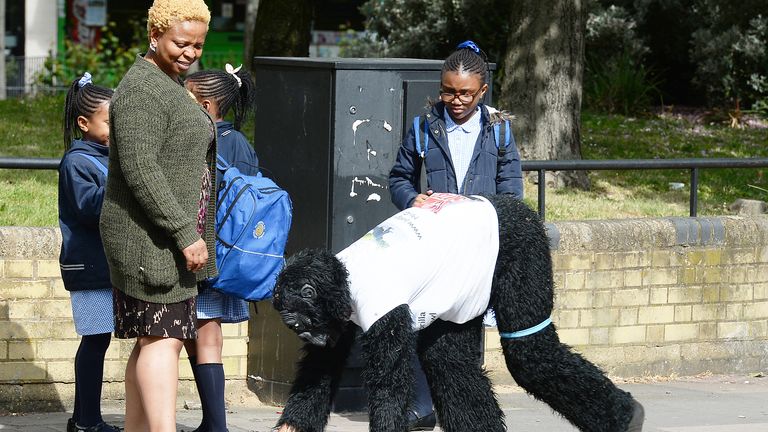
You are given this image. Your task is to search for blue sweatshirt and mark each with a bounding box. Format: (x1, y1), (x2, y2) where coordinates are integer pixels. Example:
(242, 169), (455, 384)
(58, 139), (110, 291)
(215, 121), (259, 188)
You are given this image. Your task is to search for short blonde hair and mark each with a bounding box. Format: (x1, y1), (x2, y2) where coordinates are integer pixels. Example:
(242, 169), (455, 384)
(147, 0), (211, 33)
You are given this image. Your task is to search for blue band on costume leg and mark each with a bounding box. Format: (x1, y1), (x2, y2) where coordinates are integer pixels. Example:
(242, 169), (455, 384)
(499, 317), (552, 339)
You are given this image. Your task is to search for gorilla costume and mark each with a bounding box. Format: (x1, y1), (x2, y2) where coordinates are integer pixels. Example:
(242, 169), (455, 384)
(272, 193), (645, 432)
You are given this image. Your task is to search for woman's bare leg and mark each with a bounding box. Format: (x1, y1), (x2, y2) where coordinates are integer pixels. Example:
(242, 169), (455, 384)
(135, 335), (184, 432)
(123, 341), (148, 432)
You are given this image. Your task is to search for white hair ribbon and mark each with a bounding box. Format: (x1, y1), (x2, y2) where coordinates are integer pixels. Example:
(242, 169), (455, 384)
(78, 72), (92, 88)
(225, 63), (243, 88)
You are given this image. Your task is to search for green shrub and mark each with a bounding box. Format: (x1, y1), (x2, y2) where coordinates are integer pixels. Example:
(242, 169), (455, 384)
(35, 20), (144, 91)
(584, 51), (662, 115)
(586, 4), (649, 63)
(583, 4), (661, 114)
(689, 2), (768, 111)
(340, 1), (512, 64)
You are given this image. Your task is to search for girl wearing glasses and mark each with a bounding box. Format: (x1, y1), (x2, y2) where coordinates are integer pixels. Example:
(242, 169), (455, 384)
(389, 41), (523, 211)
(388, 40), (524, 431)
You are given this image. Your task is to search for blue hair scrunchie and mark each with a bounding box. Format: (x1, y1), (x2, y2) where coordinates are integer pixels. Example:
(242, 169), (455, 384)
(78, 72), (92, 88)
(456, 40), (481, 54)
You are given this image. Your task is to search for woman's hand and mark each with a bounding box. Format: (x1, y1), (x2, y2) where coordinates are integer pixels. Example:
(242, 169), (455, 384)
(182, 238), (208, 272)
(411, 190), (434, 208)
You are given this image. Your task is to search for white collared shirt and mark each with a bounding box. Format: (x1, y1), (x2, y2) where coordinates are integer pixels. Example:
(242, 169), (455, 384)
(444, 107), (482, 193)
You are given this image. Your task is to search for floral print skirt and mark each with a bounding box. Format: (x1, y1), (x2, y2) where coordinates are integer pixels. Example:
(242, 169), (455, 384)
(113, 287), (197, 340)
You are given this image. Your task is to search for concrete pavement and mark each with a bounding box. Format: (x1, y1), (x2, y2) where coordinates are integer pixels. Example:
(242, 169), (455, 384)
(1, 374), (767, 431)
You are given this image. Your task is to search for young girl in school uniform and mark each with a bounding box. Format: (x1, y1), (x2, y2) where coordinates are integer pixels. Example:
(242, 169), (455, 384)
(59, 72), (120, 432)
(389, 41), (524, 430)
(183, 63), (259, 432)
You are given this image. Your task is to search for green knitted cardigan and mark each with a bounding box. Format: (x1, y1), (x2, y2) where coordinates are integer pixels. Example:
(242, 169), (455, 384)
(100, 55), (217, 303)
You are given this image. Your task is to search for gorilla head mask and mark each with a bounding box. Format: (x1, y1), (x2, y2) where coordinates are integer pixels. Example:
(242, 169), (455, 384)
(272, 248), (352, 347)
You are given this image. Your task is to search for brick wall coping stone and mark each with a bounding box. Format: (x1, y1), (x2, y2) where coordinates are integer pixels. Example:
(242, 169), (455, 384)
(0, 216), (768, 258)
(2, 216), (767, 258)
(0, 227), (61, 258)
(546, 215), (768, 252)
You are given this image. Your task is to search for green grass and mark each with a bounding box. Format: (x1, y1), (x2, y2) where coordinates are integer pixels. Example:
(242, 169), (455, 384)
(524, 180), (691, 221)
(571, 111), (768, 219)
(0, 94), (65, 158)
(0, 94), (63, 226)
(1, 96), (767, 226)
(0, 175), (58, 226)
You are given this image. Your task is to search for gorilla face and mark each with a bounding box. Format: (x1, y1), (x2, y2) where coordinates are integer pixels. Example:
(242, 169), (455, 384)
(273, 280), (327, 346)
(273, 249), (352, 347)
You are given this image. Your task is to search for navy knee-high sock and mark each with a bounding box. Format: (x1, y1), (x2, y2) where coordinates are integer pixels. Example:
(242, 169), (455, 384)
(74, 332), (111, 427)
(189, 356), (210, 431)
(194, 363), (227, 431)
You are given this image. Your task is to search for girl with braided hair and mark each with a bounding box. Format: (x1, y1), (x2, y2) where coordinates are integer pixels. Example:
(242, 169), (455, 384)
(59, 72), (120, 432)
(182, 63), (258, 432)
(185, 63), (259, 176)
(390, 40), (523, 210)
(388, 40), (524, 430)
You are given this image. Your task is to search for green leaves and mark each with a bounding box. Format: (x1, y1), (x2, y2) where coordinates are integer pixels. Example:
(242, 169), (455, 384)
(34, 21), (145, 91)
(584, 51), (662, 115)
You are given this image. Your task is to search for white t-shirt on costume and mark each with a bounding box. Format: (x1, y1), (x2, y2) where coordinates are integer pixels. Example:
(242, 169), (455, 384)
(336, 193), (500, 332)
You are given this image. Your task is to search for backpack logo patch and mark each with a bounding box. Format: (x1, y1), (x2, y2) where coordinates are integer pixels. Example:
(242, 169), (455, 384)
(253, 221), (266, 239)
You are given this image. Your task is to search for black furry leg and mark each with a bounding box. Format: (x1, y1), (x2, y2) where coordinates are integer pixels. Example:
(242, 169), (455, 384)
(501, 326), (636, 432)
(485, 194), (639, 431)
(417, 316), (505, 432)
(361, 304), (415, 432)
(276, 323), (356, 432)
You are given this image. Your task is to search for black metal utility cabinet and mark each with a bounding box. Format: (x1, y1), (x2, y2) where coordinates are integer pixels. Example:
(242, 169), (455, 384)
(251, 57), (446, 254)
(247, 56), (448, 410)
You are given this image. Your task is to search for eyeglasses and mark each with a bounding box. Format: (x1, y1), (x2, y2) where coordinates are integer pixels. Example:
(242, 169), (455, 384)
(439, 88), (483, 104)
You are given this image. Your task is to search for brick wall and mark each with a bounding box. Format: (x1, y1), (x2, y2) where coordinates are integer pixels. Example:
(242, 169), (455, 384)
(0, 227), (249, 412)
(484, 216), (768, 383)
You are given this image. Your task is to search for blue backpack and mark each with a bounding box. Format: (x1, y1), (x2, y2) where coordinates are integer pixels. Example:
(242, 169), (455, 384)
(208, 155), (293, 302)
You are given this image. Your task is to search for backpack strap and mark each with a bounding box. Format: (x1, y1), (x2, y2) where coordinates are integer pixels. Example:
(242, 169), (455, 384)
(494, 120), (512, 175)
(413, 115), (431, 192)
(216, 154), (231, 171)
(493, 119), (511, 158)
(413, 115), (430, 159)
(76, 153), (108, 176)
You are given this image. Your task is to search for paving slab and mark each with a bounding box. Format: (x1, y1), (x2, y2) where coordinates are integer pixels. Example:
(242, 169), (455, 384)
(1, 374), (767, 431)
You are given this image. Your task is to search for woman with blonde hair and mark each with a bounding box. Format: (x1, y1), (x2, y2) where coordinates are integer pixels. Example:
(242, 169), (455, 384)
(99, 0), (215, 430)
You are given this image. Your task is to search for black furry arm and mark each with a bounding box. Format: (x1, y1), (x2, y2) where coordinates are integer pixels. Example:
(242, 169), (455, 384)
(276, 323), (356, 432)
(361, 304), (416, 432)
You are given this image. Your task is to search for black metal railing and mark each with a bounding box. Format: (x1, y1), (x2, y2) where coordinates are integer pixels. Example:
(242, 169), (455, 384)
(0, 157), (60, 170)
(3, 156), (768, 221)
(522, 158), (768, 220)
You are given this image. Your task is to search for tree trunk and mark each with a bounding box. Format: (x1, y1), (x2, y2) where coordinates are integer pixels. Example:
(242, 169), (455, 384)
(499, 0), (589, 189)
(248, 0), (312, 58)
(242, 0), (261, 70)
